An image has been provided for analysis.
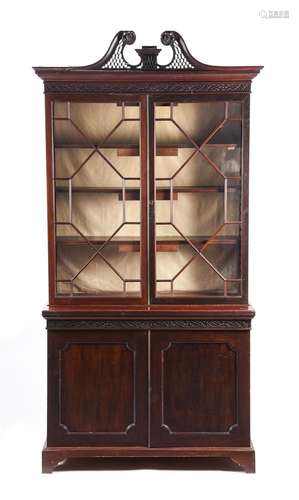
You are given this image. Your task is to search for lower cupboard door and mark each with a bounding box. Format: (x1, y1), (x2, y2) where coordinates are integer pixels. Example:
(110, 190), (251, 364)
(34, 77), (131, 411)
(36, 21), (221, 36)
(47, 330), (148, 447)
(150, 330), (250, 447)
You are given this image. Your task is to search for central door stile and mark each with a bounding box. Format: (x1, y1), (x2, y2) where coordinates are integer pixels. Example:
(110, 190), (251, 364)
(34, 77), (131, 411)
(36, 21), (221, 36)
(148, 329), (151, 447)
(140, 95), (149, 305)
(148, 96), (156, 304)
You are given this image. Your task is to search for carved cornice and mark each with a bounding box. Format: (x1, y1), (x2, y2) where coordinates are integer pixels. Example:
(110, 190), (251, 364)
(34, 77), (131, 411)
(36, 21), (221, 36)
(44, 80), (251, 94)
(34, 31), (262, 76)
(47, 319), (251, 330)
(33, 31), (262, 82)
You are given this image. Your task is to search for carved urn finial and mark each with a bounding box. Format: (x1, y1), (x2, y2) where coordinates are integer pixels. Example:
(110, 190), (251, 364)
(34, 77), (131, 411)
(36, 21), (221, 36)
(135, 46), (161, 70)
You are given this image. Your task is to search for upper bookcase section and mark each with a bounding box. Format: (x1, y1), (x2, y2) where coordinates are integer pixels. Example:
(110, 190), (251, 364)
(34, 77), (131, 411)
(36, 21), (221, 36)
(34, 31), (263, 94)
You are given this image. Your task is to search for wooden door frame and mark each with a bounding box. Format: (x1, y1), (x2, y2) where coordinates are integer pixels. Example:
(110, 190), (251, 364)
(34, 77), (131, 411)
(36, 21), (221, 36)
(45, 93), (148, 306)
(148, 94), (250, 305)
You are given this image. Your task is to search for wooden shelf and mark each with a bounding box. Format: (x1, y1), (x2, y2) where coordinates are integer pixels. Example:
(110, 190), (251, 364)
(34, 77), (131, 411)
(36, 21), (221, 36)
(54, 143), (239, 156)
(156, 289), (240, 297)
(56, 186), (140, 200)
(55, 185), (239, 200)
(54, 143), (140, 149)
(56, 289), (240, 298)
(57, 235), (239, 252)
(57, 291), (141, 297)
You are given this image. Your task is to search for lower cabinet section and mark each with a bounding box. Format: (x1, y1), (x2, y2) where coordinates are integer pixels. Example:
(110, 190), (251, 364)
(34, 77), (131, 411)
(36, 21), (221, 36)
(150, 330), (250, 447)
(47, 328), (250, 449)
(47, 330), (148, 446)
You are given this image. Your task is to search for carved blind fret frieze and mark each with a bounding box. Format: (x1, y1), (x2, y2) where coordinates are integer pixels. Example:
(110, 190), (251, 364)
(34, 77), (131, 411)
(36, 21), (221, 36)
(44, 81), (251, 94)
(47, 319), (251, 330)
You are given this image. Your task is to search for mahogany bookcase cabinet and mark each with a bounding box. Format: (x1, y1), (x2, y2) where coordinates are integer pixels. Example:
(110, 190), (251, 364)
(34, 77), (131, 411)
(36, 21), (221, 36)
(34, 31), (262, 473)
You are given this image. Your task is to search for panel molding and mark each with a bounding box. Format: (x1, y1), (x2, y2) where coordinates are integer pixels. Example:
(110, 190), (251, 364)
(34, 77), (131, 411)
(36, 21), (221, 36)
(58, 341), (136, 435)
(48, 319), (251, 330)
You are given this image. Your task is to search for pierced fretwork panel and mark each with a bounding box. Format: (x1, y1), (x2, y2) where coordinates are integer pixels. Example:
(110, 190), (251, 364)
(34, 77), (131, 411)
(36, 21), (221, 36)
(53, 101), (142, 297)
(154, 100), (243, 299)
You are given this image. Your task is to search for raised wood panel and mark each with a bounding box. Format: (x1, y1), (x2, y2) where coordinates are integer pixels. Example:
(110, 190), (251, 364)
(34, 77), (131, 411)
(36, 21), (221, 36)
(60, 343), (135, 433)
(150, 330), (250, 447)
(162, 342), (237, 433)
(47, 330), (148, 446)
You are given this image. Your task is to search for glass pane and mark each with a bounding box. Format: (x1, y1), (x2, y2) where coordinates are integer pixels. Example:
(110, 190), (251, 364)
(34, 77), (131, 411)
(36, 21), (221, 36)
(53, 101), (141, 297)
(154, 100), (242, 299)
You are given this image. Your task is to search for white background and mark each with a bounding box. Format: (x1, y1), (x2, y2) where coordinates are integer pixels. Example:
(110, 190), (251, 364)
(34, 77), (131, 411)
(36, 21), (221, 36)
(0, 0), (298, 497)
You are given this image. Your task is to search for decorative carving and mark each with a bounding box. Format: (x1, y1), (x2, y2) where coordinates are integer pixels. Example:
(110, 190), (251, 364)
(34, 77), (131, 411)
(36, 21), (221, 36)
(47, 319), (250, 330)
(79, 31), (137, 70)
(35, 30), (259, 76)
(56, 30), (221, 72)
(45, 80), (251, 94)
(160, 31), (206, 70)
(135, 46), (161, 71)
(161, 31), (176, 46)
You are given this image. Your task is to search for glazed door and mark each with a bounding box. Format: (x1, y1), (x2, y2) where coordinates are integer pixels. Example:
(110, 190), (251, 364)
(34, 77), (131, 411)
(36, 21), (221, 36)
(149, 96), (248, 304)
(47, 330), (148, 446)
(49, 94), (247, 306)
(49, 95), (147, 305)
(150, 330), (250, 447)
